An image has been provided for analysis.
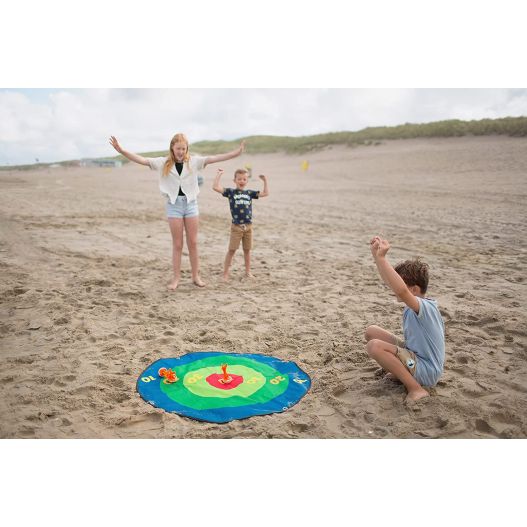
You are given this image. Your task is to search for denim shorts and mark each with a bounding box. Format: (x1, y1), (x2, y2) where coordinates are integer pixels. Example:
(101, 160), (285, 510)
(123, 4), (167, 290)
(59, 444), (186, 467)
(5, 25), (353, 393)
(165, 196), (199, 219)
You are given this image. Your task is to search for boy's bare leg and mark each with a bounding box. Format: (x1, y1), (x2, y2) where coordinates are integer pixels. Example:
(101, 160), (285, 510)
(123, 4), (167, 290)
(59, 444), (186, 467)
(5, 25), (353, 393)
(366, 339), (429, 402)
(184, 216), (205, 287)
(365, 325), (401, 380)
(167, 218), (184, 290)
(243, 250), (254, 277)
(223, 249), (236, 281)
(365, 325), (398, 345)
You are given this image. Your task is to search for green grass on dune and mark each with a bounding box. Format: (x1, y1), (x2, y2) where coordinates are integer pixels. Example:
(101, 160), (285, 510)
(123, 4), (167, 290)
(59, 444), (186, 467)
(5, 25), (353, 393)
(142, 116), (527, 157)
(2, 117), (526, 170)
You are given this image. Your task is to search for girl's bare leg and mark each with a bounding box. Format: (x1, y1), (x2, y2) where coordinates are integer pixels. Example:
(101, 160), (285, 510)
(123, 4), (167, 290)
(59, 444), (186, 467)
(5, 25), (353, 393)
(184, 216), (205, 287)
(167, 218), (184, 290)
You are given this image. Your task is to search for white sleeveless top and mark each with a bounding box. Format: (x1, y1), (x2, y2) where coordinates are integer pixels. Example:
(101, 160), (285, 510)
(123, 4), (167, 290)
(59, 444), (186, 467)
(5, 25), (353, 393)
(147, 155), (206, 204)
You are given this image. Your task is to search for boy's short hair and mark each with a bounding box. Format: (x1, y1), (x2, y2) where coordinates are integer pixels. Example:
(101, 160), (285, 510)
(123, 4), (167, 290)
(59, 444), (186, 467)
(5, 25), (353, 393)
(234, 169), (248, 179)
(394, 257), (429, 294)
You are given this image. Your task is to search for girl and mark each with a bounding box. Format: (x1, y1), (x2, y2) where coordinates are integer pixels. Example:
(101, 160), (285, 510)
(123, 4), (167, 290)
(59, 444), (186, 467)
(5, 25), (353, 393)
(109, 134), (245, 290)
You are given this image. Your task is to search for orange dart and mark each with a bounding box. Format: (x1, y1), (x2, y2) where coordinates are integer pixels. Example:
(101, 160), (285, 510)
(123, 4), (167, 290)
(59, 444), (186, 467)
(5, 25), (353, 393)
(220, 363), (232, 384)
(158, 367), (178, 383)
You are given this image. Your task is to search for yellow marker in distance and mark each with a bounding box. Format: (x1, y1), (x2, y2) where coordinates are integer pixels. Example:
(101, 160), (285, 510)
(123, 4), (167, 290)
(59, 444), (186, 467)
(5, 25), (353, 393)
(301, 160), (309, 172)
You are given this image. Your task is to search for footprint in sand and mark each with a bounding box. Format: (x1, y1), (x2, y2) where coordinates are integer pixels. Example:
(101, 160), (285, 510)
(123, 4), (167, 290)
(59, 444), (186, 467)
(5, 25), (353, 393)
(455, 354), (470, 365)
(475, 419), (498, 436)
(119, 412), (163, 430)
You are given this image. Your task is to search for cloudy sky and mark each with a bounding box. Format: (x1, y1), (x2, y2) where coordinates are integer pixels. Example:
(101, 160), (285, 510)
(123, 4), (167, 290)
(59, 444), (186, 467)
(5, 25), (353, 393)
(1, 88), (526, 166)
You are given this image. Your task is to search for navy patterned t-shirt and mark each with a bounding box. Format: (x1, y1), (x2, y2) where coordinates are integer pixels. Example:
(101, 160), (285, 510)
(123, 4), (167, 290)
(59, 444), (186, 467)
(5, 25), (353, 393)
(222, 188), (260, 224)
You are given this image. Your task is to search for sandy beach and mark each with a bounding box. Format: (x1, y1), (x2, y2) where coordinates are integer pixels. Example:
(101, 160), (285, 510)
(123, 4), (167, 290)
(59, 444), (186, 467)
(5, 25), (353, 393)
(0, 135), (526, 438)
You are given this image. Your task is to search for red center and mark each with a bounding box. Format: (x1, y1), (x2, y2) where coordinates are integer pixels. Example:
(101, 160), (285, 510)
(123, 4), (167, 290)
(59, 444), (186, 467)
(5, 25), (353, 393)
(206, 373), (244, 390)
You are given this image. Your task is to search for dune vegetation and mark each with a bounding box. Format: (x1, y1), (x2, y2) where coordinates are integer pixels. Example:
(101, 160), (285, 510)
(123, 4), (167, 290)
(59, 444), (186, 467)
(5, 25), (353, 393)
(2, 116), (526, 170)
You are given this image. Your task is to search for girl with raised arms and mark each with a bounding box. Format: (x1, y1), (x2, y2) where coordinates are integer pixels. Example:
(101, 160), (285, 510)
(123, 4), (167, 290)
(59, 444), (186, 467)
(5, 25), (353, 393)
(110, 134), (245, 290)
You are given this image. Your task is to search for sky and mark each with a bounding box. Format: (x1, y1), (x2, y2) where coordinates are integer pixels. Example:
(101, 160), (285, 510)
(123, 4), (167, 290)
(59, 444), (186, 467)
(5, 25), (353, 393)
(1, 88), (526, 166)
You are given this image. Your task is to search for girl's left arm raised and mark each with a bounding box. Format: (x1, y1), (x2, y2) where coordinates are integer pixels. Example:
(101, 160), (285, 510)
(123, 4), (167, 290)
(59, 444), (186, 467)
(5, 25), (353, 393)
(204, 140), (245, 167)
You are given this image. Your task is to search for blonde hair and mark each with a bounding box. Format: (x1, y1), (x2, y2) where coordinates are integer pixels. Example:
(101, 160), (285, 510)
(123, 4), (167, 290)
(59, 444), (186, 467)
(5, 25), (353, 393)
(163, 133), (191, 177)
(234, 168), (249, 179)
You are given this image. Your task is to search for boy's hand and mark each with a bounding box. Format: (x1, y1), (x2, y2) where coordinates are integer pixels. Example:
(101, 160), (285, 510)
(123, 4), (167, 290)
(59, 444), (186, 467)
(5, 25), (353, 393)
(370, 237), (380, 258)
(378, 238), (390, 257)
(212, 168), (225, 194)
(239, 140), (246, 153)
(258, 174), (267, 180)
(370, 236), (390, 258)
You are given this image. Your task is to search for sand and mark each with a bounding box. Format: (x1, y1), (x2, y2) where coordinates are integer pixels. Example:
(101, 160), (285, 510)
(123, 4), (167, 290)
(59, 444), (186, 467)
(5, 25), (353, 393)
(0, 136), (526, 438)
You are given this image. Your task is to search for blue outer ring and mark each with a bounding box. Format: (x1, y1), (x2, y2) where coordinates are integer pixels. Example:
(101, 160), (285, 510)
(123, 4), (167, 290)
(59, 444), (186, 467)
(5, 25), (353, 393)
(136, 351), (311, 423)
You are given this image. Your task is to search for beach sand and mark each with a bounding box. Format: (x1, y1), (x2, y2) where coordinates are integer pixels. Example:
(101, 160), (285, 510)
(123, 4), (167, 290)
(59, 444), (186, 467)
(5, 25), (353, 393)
(1, 136), (526, 438)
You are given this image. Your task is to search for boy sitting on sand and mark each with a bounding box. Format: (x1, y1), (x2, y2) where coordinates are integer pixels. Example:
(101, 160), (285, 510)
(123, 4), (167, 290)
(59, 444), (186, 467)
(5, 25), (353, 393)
(365, 236), (445, 402)
(213, 168), (269, 280)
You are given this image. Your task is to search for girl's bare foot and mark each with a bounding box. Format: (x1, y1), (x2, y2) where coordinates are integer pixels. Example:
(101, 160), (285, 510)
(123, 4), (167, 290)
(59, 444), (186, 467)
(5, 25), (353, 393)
(405, 388), (430, 403)
(193, 277), (206, 287)
(167, 279), (179, 291)
(245, 272), (255, 279)
(222, 273), (230, 282)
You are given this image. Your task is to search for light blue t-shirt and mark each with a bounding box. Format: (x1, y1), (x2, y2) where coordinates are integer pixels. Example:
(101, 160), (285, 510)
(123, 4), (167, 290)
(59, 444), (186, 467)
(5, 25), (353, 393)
(402, 297), (445, 386)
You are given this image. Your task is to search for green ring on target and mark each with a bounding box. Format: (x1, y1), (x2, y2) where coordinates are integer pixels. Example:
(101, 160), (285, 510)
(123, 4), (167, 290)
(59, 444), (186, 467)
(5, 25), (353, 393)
(183, 365), (266, 398)
(159, 355), (289, 410)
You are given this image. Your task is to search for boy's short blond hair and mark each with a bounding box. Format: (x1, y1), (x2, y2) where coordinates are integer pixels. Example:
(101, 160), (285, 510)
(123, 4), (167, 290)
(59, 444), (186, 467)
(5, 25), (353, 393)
(234, 169), (248, 179)
(394, 257), (429, 294)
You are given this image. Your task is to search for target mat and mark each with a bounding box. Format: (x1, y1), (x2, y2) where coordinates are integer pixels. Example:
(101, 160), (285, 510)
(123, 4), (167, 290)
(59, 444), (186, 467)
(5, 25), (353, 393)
(136, 351), (311, 423)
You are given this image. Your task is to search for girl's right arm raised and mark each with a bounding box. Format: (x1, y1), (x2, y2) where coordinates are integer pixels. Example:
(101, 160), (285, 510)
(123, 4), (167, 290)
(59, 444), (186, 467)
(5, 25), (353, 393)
(109, 136), (149, 166)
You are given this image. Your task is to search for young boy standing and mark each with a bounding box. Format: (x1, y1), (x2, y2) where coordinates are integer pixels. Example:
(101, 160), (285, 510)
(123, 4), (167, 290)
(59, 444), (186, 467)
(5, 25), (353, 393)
(213, 168), (269, 280)
(365, 236), (445, 402)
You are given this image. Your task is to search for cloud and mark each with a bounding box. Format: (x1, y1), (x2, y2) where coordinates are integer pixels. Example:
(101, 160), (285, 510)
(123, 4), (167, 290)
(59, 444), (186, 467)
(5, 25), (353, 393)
(0, 88), (526, 165)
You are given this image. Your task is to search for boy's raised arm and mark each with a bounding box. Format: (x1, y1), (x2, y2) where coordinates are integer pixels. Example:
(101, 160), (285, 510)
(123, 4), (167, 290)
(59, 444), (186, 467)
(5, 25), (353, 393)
(258, 174), (269, 197)
(212, 168), (225, 194)
(370, 236), (420, 313)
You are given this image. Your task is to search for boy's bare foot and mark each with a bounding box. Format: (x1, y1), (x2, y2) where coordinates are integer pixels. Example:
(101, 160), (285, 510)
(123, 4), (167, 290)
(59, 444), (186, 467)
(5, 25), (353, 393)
(245, 272), (255, 278)
(222, 273), (230, 282)
(167, 279), (179, 291)
(193, 277), (206, 287)
(405, 388), (430, 403)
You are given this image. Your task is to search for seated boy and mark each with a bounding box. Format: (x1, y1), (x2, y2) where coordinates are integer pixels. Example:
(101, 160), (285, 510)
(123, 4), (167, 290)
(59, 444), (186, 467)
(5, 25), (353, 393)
(365, 236), (445, 402)
(213, 168), (269, 280)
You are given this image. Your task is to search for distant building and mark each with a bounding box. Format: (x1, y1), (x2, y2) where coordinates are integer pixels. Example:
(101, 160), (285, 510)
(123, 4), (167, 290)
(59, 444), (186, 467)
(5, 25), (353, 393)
(80, 158), (122, 168)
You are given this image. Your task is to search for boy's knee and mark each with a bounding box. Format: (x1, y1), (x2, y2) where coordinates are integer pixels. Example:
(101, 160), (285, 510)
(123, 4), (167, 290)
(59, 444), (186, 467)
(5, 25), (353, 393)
(364, 325), (378, 342)
(366, 339), (381, 358)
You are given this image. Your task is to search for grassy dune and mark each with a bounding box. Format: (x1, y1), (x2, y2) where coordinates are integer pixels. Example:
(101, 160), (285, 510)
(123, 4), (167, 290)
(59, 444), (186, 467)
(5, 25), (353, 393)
(2, 116), (526, 170)
(135, 116), (527, 158)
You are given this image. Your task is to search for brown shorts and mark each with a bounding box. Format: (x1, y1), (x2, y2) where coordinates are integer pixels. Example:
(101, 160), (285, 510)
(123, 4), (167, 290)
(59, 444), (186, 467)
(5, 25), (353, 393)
(395, 343), (417, 377)
(229, 223), (253, 251)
